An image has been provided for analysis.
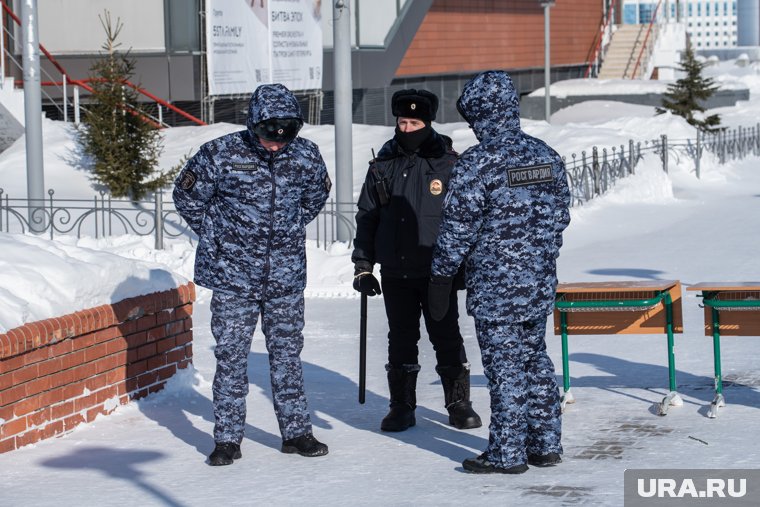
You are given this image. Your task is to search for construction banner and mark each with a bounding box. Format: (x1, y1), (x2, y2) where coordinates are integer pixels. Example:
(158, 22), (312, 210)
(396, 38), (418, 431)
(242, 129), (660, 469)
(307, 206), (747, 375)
(205, 0), (323, 96)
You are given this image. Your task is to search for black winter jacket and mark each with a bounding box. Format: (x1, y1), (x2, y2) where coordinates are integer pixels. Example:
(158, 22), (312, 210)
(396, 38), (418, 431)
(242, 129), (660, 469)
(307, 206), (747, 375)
(352, 130), (457, 278)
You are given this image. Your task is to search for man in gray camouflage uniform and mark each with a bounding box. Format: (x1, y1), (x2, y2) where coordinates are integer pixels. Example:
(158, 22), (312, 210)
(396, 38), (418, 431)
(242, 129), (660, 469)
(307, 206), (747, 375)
(428, 71), (571, 474)
(173, 83), (331, 466)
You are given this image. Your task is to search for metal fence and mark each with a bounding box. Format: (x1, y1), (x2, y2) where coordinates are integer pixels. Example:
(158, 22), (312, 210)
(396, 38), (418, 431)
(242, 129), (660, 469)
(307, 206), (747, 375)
(2, 123), (759, 249)
(0, 188), (356, 250)
(561, 123), (760, 206)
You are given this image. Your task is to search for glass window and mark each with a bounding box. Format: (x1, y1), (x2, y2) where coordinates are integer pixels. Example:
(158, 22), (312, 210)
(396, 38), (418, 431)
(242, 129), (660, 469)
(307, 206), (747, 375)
(166, 0), (200, 52)
(623, 4), (638, 24)
(639, 4), (654, 22)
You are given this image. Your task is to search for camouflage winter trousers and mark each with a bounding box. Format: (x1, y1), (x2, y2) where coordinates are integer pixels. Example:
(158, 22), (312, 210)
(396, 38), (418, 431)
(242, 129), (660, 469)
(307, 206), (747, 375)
(474, 316), (562, 468)
(210, 290), (312, 444)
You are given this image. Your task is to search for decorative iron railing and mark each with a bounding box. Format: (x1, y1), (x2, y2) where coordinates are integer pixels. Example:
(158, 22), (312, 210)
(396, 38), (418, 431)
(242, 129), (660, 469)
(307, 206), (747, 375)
(563, 139), (642, 206)
(0, 188), (355, 250)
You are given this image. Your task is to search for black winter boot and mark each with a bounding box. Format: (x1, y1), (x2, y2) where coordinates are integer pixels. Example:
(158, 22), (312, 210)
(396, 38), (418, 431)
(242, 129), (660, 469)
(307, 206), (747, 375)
(208, 442), (242, 466)
(462, 453), (529, 474)
(437, 364), (482, 430)
(281, 433), (329, 457)
(380, 364), (420, 432)
(528, 452), (562, 467)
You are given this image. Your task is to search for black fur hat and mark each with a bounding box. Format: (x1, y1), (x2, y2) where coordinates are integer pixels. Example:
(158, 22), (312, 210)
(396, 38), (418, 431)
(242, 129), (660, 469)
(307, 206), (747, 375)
(391, 89), (439, 122)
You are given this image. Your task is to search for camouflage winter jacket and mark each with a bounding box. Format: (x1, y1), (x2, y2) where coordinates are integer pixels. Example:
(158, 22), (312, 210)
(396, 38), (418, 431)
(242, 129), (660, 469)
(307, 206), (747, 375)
(431, 71), (571, 322)
(173, 84), (330, 300)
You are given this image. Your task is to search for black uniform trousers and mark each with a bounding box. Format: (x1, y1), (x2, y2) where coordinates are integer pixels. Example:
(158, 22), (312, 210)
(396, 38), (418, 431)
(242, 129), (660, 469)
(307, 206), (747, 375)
(381, 276), (468, 368)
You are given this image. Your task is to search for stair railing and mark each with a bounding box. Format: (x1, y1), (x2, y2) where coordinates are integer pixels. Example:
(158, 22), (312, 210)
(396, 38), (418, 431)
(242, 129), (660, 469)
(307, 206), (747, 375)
(1, 17), (67, 118)
(630, 0), (664, 79)
(584, 0), (620, 78)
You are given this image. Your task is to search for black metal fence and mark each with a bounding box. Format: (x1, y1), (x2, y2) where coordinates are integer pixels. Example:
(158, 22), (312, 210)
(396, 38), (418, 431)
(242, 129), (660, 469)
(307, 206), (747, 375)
(562, 123), (760, 207)
(0, 188), (356, 250)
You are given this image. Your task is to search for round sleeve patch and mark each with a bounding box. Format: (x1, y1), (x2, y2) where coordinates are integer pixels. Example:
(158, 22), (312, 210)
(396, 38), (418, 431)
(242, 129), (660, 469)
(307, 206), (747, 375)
(179, 170), (197, 190)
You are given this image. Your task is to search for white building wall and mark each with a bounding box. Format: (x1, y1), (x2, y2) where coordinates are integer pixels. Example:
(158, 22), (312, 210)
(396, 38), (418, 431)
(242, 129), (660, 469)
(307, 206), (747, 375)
(14, 0), (166, 54)
(737, 0), (760, 45)
(622, 0), (739, 49)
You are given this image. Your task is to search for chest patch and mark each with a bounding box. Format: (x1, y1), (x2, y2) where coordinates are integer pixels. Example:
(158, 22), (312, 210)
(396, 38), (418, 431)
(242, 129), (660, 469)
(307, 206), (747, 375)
(507, 164), (553, 187)
(232, 162), (258, 171)
(429, 179), (443, 196)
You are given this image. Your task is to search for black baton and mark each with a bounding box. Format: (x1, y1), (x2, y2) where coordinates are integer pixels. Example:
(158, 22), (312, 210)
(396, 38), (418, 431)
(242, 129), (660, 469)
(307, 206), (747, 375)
(359, 292), (367, 404)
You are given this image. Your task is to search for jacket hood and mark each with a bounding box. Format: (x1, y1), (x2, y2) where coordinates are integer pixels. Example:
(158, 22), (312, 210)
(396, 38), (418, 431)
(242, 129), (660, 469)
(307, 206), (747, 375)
(246, 83), (304, 132)
(457, 71), (521, 141)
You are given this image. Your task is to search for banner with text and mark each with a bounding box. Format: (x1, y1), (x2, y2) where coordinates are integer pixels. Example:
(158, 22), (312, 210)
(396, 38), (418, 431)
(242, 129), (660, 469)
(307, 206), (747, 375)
(206, 0), (323, 96)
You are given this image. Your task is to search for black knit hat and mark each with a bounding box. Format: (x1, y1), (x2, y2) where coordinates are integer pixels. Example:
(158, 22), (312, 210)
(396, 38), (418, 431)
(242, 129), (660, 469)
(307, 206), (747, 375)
(391, 89), (439, 122)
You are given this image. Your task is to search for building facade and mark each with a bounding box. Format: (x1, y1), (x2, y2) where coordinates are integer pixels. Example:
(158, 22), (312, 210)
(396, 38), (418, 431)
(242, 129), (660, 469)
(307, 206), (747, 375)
(621, 0), (754, 50)
(2, 0), (605, 125)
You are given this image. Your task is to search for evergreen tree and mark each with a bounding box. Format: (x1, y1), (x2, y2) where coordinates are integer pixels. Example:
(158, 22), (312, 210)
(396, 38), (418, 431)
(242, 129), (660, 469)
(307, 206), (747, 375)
(78, 12), (176, 199)
(656, 42), (721, 132)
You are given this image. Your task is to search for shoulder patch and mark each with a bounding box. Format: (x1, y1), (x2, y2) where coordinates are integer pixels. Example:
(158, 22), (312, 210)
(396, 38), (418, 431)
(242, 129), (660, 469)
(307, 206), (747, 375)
(324, 173), (332, 193)
(507, 164), (553, 187)
(179, 169), (197, 190)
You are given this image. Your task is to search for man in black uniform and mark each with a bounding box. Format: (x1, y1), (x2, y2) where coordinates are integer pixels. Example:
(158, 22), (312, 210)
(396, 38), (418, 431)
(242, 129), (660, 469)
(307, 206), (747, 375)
(351, 89), (482, 432)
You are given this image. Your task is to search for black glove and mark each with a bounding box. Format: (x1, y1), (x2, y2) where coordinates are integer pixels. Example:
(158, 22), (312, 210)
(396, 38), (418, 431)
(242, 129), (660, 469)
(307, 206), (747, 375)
(428, 275), (453, 321)
(453, 265), (466, 291)
(353, 261), (382, 296)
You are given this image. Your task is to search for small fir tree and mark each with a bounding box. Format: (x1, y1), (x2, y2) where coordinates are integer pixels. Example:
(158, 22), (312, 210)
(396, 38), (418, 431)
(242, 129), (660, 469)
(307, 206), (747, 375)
(78, 12), (176, 199)
(656, 42), (721, 132)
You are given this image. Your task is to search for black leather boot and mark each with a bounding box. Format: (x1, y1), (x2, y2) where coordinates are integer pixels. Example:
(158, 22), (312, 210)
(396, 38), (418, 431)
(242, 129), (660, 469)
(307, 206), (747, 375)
(380, 363), (420, 432)
(437, 364), (482, 430)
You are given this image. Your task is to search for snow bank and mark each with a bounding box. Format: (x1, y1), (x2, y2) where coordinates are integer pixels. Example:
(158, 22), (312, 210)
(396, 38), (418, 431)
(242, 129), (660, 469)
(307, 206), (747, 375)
(0, 233), (186, 333)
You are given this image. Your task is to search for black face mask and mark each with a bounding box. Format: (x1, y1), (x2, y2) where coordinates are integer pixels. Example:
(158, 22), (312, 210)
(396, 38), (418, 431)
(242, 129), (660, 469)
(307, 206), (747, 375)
(394, 124), (432, 153)
(253, 117), (303, 143)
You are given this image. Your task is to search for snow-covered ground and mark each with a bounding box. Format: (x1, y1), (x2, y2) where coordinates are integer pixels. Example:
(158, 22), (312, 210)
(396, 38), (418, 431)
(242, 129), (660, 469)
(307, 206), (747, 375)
(2, 64), (760, 505)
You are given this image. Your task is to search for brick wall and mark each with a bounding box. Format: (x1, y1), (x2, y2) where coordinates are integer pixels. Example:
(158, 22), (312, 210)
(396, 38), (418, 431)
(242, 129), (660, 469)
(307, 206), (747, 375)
(0, 282), (195, 453)
(396, 0), (603, 77)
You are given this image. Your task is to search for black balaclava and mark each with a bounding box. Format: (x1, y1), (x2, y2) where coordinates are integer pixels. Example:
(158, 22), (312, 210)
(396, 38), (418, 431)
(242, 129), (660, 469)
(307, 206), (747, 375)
(394, 122), (432, 153)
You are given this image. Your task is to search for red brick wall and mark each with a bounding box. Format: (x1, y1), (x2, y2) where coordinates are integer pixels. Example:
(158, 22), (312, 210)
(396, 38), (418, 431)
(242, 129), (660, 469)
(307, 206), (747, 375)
(0, 282), (195, 453)
(396, 0), (603, 77)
